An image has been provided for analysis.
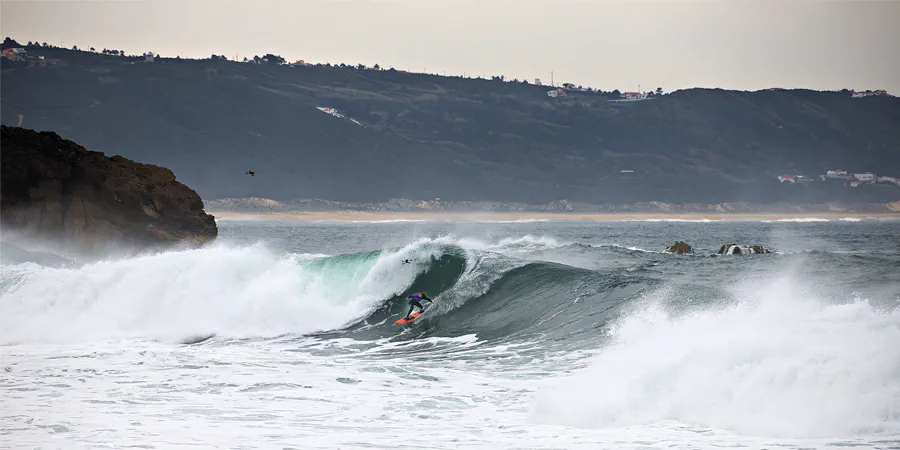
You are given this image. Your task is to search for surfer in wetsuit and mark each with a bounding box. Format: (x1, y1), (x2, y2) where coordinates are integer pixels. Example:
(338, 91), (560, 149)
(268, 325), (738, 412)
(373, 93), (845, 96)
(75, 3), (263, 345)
(404, 291), (433, 321)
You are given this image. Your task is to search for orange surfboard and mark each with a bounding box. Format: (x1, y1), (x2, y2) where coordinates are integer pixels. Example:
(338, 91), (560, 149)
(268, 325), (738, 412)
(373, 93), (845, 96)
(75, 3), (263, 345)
(394, 299), (436, 325)
(394, 310), (424, 325)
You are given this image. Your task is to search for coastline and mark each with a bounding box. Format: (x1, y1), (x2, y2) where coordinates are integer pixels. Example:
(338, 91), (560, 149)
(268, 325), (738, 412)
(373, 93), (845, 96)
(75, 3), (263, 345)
(208, 210), (900, 222)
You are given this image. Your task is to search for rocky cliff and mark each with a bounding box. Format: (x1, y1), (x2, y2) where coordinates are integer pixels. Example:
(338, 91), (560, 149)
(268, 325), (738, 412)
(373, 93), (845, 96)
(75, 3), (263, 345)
(1, 126), (217, 252)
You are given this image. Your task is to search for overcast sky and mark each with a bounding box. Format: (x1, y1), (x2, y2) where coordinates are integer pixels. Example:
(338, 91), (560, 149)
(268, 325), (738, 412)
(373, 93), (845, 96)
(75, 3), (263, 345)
(2, 0), (898, 93)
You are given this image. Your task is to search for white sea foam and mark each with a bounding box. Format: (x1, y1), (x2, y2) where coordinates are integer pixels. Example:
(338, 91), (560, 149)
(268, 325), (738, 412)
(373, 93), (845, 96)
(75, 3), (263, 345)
(772, 218), (831, 223)
(532, 278), (900, 439)
(0, 243), (425, 344)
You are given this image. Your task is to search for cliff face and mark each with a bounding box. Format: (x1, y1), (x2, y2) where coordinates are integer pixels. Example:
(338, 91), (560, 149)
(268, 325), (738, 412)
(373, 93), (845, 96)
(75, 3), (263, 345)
(0, 125), (217, 251)
(2, 46), (899, 204)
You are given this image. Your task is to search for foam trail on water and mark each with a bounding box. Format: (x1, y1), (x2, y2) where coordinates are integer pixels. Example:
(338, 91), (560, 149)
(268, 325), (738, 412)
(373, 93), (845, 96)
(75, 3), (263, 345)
(532, 277), (900, 439)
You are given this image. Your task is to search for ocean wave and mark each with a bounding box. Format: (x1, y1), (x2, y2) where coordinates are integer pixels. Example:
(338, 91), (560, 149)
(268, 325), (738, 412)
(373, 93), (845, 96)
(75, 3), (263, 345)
(768, 218), (831, 223)
(595, 243), (665, 254)
(346, 219), (433, 223)
(0, 243), (421, 344)
(532, 279), (900, 439)
(0, 235), (574, 344)
(631, 219), (724, 223)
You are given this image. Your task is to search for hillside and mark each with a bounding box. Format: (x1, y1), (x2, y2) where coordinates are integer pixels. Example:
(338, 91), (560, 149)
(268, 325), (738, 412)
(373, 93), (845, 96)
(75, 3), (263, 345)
(2, 42), (900, 204)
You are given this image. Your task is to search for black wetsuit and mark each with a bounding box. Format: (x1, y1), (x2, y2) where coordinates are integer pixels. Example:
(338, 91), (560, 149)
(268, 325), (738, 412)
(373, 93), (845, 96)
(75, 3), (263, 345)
(405, 293), (433, 319)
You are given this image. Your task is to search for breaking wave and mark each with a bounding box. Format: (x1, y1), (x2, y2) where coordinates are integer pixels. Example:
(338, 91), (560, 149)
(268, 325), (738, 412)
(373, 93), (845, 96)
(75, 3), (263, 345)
(3, 228), (899, 442)
(532, 278), (900, 439)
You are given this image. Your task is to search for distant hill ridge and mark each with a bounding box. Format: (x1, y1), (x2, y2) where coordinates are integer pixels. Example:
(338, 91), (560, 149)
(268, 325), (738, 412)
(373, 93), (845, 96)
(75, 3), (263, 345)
(2, 41), (899, 204)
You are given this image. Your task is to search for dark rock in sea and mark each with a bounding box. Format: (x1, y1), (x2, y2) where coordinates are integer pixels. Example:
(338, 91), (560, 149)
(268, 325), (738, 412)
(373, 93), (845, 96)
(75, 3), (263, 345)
(665, 241), (693, 255)
(717, 244), (774, 255)
(0, 126), (217, 253)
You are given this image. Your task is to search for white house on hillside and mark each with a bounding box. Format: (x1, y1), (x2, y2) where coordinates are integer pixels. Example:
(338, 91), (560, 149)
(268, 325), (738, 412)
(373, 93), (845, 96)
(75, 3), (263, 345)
(854, 173), (875, 182)
(851, 90), (889, 98)
(619, 92), (649, 101)
(547, 89), (566, 98)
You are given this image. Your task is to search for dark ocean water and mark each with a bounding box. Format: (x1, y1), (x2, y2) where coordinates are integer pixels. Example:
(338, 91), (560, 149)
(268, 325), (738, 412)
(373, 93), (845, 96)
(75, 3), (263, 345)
(2, 218), (899, 449)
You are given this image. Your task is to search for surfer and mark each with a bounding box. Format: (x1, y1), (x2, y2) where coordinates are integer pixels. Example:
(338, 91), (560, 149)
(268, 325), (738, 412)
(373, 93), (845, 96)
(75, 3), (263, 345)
(404, 291), (433, 321)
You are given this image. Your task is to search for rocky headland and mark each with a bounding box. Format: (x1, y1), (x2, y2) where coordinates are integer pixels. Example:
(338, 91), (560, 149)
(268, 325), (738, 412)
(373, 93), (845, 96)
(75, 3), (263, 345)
(0, 126), (217, 254)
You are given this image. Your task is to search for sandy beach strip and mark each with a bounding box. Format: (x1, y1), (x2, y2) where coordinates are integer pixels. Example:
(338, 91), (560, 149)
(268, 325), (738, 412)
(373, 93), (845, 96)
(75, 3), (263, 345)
(208, 210), (900, 222)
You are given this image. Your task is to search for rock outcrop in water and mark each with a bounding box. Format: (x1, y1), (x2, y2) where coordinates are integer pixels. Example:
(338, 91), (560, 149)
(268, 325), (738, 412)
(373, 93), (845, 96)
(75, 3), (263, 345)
(717, 244), (774, 255)
(0, 126), (217, 252)
(665, 241), (694, 255)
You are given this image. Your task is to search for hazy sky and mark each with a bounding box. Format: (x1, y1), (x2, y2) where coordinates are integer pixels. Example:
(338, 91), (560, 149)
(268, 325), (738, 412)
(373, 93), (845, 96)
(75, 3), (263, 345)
(2, 0), (899, 93)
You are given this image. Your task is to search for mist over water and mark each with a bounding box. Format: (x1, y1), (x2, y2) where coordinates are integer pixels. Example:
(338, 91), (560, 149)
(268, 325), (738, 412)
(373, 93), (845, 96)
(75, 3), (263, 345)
(2, 220), (899, 449)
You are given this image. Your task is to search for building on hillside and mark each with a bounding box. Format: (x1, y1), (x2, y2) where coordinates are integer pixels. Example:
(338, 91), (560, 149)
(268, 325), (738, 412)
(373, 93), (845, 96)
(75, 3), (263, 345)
(851, 90), (889, 98)
(1, 48), (25, 61)
(877, 176), (897, 184)
(854, 172), (875, 182)
(547, 89), (566, 98)
(534, 78), (542, 86)
(620, 169), (634, 173)
(778, 175), (796, 183)
(850, 181), (861, 188)
(37, 57), (63, 67)
(144, 52), (155, 62)
(621, 91), (647, 100)
(826, 169), (847, 178)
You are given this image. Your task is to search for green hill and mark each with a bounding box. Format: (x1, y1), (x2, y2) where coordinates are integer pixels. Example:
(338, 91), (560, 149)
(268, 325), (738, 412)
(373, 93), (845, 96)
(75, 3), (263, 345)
(3, 42), (899, 204)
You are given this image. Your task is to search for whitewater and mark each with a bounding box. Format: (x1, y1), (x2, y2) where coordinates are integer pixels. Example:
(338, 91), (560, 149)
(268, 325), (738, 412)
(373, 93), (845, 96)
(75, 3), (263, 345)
(2, 219), (900, 449)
